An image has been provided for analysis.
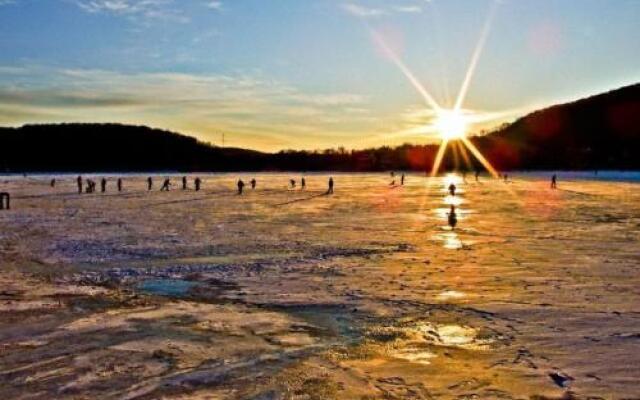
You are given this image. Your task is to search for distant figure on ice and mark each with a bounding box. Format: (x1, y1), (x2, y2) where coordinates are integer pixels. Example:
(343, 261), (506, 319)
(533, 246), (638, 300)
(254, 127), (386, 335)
(448, 205), (458, 229)
(237, 179), (245, 195)
(117, 178), (123, 192)
(290, 179), (296, 189)
(390, 179), (396, 186)
(100, 178), (107, 193)
(194, 177), (201, 191)
(401, 173), (405, 185)
(86, 180), (96, 193)
(147, 177), (153, 191)
(551, 174), (557, 189)
(301, 177), (306, 189)
(0, 192), (10, 210)
(448, 183), (457, 196)
(77, 175), (83, 194)
(182, 176), (187, 190)
(50, 178), (56, 188)
(475, 170), (480, 182)
(160, 178), (171, 191)
(327, 177), (334, 194)
(503, 173), (508, 182)
(390, 171), (395, 177)
(250, 178), (256, 189)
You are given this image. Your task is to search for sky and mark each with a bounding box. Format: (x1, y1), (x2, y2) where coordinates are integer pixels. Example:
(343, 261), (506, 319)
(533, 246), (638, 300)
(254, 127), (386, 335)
(0, 0), (639, 152)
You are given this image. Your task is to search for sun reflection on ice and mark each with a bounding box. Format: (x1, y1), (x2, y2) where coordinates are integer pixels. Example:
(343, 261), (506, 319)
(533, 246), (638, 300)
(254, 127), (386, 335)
(437, 290), (466, 300)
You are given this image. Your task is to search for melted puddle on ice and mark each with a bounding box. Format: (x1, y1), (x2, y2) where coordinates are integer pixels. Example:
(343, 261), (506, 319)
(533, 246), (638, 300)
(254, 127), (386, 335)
(391, 346), (436, 365)
(136, 279), (199, 297)
(381, 320), (493, 365)
(386, 322), (491, 365)
(421, 324), (484, 347)
(437, 290), (466, 300)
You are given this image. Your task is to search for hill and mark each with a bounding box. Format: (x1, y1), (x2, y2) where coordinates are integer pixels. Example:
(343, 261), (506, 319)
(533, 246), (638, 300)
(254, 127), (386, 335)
(0, 123), (269, 172)
(0, 83), (638, 172)
(475, 83), (640, 170)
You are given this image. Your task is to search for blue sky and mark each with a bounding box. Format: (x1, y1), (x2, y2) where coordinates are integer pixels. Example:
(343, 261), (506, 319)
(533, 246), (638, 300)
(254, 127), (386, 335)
(1, 0), (639, 151)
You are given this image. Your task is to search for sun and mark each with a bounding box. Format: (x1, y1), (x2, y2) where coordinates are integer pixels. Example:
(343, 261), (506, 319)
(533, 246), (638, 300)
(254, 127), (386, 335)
(434, 109), (468, 140)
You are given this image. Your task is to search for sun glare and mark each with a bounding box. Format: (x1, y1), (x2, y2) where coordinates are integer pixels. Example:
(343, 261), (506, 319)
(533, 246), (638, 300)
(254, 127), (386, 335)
(435, 110), (468, 140)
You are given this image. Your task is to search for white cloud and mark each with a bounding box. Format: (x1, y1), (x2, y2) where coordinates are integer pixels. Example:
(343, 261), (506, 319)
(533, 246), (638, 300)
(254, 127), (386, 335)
(341, 3), (386, 18)
(342, 2), (425, 18)
(204, 1), (222, 10)
(394, 5), (422, 13)
(73, 0), (189, 23)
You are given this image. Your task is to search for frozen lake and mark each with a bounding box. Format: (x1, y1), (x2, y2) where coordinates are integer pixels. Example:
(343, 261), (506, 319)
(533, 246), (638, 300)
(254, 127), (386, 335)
(1, 173), (639, 399)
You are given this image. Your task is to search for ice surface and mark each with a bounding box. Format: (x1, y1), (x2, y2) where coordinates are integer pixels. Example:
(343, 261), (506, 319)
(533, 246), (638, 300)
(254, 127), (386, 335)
(1, 172), (639, 399)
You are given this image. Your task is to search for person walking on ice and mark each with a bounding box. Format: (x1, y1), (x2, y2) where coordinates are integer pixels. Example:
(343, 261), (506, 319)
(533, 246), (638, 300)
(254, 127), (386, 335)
(327, 177), (334, 194)
(160, 178), (171, 191)
(237, 179), (245, 195)
(551, 174), (557, 189)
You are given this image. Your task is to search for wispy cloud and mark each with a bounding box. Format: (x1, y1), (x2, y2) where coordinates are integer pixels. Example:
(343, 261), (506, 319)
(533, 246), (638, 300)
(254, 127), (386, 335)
(341, 3), (386, 18)
(341, 2), (423, 18)
(204, 1), (222, 11)
(394, 5), (422, 14)
(0, 66), (375, 151)
(73, 0), (189, 23)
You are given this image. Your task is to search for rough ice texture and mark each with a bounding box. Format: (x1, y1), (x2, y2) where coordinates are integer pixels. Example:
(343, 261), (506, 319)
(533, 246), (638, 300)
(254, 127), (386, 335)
(0, 173), (639, 399)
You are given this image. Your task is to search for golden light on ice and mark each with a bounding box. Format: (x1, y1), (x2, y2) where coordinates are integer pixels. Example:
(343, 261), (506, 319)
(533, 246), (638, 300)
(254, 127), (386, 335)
(434, 110), (468, 140)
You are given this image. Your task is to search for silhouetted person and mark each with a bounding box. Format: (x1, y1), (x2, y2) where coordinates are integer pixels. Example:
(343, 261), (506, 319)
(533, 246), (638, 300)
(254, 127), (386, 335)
(147, 177), (153, 191)
(475, 170), (480, 182)
(50, 178), (56, 188)
(551, 174), (557, 189)
(86, 180), (95, 193)
(101, 178), (107, 193)
(390, 171), (395, 177)
(327, 177), (334, 194)
(401, 174), (405, 185)
(77, 175), (83, 194)
(117, 178), (123, 192)
(0, 192), (10, 210)
(390, 179), (395, 186)
(182, 176), (187, 190)
(195, 177), (201, 191)
(250, 178), (256, 189)
(237, 179), (245, 195)
(301, 177), (306, 189)
(448, 183), (456, 196)
(448, 205), (458, 229)
(161, 178), (171, 191)
(290, 179), (296, 189)
(504, 174), (508, 182)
